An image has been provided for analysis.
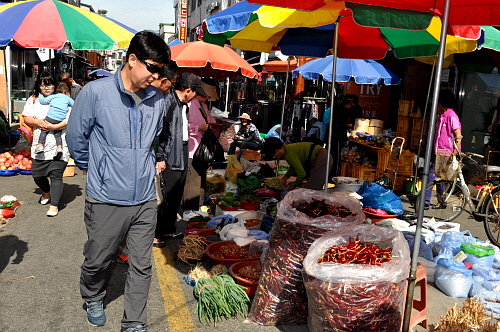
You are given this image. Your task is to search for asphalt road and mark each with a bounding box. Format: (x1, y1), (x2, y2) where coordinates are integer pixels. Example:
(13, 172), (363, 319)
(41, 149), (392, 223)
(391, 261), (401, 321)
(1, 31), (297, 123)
(0, 168), (494, 331)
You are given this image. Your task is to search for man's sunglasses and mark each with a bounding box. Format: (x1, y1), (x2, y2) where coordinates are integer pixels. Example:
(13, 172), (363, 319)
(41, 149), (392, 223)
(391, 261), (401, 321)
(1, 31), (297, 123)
(139, 59), (163, 74)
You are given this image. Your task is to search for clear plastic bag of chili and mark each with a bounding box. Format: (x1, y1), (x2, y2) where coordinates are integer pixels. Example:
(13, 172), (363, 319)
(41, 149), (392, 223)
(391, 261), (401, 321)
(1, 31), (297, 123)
(302, 224), (410, 331)
(248, 189), (365, 325)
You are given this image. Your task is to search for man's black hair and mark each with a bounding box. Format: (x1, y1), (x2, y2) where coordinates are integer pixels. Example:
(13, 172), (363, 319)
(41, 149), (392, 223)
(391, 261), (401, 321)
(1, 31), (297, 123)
(438, 90), (457, 109)
(161, 60), (179, 80)
(126, 31), (170, 65)
(261, 137), (284, 156)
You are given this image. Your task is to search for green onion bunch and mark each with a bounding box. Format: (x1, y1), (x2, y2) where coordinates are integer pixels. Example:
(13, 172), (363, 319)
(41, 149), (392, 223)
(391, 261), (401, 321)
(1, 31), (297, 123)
(193, 273), (250, 326)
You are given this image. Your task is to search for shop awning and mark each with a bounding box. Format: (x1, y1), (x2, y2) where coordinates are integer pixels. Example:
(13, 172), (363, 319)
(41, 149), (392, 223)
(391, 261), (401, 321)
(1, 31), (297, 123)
(261, 59), (298, 72)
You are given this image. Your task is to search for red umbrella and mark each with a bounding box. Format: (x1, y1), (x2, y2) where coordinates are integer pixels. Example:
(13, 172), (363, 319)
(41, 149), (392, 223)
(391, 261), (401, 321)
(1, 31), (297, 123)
(170, 41), (258, 79)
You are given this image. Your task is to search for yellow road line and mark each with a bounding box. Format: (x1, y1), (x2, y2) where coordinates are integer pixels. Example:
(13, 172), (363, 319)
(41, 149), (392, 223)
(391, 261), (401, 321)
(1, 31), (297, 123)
(153, 246), (196, 332)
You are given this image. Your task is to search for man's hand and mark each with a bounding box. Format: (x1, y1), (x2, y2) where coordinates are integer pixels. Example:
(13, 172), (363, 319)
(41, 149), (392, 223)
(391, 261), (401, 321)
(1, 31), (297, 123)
(156, 161), (166, 173)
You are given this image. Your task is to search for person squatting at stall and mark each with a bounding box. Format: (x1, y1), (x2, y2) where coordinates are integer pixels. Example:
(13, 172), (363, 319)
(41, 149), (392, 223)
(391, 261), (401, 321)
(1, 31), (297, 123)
(67, 31), (170, 332)
(154, 73), (207, 247)
(425, 90), (462, 208)
(261, 137), (333, 190)
(228, 112), (263, 157)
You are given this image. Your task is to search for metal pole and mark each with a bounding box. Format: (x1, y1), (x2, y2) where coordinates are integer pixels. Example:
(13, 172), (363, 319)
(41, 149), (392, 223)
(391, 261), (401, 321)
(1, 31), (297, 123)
(225, 77), (230, 114)
(279, 56), (290, 140)
(5, 45), (12, 127)
(324, 20), (339, 192)
(402, 0), (451, 331)
(413, 58), (437, 191)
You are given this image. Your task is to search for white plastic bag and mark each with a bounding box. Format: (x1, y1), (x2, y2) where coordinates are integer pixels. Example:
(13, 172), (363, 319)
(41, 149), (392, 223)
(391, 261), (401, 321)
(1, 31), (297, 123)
(219, 221), (248, 241)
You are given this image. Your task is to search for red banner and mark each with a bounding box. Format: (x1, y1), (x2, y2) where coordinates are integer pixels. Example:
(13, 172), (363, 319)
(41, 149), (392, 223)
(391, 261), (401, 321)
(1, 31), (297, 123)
(179, 0), (188, 42)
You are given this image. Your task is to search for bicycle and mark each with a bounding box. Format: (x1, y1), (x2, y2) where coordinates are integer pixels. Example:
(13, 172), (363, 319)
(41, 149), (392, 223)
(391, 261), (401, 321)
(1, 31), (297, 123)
(414, 150), (500, 246)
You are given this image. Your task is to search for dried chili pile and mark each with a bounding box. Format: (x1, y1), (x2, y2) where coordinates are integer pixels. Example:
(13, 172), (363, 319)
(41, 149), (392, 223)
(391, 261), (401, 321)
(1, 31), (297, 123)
(248, 218), (328, 325)
(304, 274), (405, 332)
(293, 199), (353, 218)
(317, 237), (392, 265)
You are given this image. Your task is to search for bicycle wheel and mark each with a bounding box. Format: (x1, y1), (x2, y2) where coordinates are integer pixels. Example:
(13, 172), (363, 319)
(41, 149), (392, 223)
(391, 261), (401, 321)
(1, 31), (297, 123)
(415, 180), (466, 222)
(483, 187), (500, 247)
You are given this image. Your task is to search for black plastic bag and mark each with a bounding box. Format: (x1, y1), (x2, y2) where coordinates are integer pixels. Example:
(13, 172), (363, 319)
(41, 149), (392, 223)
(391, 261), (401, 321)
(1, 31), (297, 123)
(192, 127), (225, 176)
(373, 175), (393, 190)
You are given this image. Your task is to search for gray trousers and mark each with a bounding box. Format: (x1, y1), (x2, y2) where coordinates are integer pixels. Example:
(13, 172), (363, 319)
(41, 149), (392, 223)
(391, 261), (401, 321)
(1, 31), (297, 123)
(80, 199), (157, 329)
(305, 148), (333, 190)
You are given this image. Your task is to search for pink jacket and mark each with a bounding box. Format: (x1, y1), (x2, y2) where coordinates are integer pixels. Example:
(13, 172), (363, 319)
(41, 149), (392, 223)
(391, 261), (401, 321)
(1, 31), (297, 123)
(187, 98), (217, 158)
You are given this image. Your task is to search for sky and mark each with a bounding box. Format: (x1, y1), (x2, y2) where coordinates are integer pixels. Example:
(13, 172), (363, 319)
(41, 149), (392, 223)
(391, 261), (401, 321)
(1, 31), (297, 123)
(83, 0), (175, 32)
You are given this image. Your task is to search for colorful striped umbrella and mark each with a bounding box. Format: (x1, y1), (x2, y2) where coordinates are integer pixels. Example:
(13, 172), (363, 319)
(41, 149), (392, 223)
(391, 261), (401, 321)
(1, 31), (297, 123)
(246, 0), (500, 26)
(202, 1), (480, 59)
(0, 0), (136, 50)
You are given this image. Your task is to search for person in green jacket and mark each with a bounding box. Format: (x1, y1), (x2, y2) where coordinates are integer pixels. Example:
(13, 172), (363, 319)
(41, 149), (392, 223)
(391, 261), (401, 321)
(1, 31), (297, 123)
(261, 137), (333, 190)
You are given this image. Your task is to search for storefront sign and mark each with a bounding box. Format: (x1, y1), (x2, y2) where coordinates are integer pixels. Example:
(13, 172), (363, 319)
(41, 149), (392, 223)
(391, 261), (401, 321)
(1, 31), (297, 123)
(347, 82), (391, 124)
(179, 0), (188, 42)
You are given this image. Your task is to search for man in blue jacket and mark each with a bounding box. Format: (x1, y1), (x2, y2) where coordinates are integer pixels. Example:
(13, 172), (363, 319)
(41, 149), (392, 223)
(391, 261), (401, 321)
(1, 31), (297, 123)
(67, 31), (170, 332)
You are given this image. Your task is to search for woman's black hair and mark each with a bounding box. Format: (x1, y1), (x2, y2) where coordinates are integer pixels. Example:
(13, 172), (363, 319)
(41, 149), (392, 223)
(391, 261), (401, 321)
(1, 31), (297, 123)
(31, 71), (56, 97)
(126, 30), (170, 65)
(438, 90), (457, 109)
(261, 137), (284, 155)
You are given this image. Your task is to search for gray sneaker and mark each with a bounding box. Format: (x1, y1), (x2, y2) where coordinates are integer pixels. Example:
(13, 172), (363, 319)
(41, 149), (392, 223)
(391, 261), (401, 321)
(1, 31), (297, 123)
(86, 300), (106, 326)
(123, 324), (147, 332)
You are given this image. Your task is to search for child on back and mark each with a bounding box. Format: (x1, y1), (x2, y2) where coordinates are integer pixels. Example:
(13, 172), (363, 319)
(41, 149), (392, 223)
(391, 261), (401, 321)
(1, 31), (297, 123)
(36, 82), (74, 158)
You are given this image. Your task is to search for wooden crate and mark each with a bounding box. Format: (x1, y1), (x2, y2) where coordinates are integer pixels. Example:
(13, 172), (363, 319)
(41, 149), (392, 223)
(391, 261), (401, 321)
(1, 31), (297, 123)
(339, 162), (354, 177)
(397, 116), (413, 134)
(412, 117), (429, 136)
(394, 172), (414, 192)
(410, 133), (420, 150)
(352, 165), (377, 182)
(377, 146), (415, 175)
(398, 100), (415, 116)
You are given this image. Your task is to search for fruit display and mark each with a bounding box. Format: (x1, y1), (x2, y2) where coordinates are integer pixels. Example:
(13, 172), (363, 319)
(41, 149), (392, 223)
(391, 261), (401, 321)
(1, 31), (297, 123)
(340, 148), (362, 163)
(0, 151), (31, 170)
(217, 192), (241, 208)
(372, 135), (388, 146)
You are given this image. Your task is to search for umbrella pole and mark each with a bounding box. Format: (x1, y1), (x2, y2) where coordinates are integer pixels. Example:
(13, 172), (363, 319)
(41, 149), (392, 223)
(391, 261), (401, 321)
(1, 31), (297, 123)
(324, 19), (339, 192)
(413, 57), (437, 190)
(402, 0), (451, 331)
(225, 77), (230, 114)
(279, 56), (290, 140)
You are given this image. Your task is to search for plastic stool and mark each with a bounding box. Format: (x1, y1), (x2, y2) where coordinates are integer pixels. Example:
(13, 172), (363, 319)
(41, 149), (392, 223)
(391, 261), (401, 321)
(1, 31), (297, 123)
(409, 263), (428, 330)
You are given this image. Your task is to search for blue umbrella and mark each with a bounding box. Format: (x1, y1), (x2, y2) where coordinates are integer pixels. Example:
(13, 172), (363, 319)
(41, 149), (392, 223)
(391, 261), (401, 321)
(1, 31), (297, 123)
(89, 69), (112, 77)
(168, 38), (183, 46)
(292, 56), (401, 85)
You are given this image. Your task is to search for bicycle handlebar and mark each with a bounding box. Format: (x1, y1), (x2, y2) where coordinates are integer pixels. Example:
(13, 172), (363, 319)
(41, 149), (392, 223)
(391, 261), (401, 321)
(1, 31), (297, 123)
(465, 152), (484, 159)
